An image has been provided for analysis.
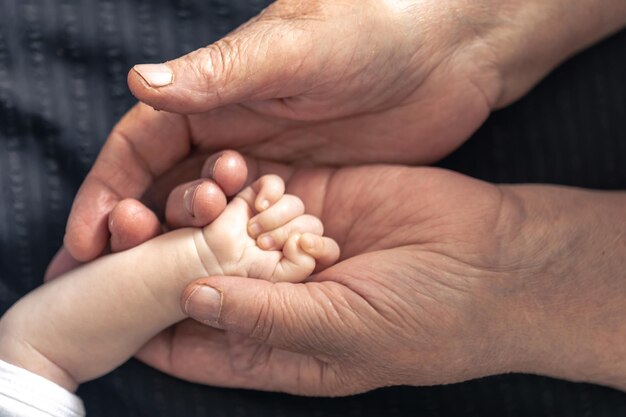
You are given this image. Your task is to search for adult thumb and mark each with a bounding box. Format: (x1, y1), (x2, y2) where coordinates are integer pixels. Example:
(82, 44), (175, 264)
(128, 21), (312, 114)
(181, 276), (341, 353)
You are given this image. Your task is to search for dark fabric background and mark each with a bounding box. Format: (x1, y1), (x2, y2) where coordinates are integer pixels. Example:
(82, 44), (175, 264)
(0, 1), (625, 416)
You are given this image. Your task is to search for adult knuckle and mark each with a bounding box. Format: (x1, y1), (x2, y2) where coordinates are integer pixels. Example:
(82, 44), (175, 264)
(263, 0), (323, 22)
(199, 37), (239, 84)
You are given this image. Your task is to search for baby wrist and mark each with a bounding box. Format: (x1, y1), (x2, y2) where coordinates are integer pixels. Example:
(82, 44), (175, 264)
(188, 228), (225, 278)
(0, 317), (78, 392)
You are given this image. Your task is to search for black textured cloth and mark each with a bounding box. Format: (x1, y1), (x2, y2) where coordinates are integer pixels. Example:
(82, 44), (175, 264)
(0, 1), (625, 416)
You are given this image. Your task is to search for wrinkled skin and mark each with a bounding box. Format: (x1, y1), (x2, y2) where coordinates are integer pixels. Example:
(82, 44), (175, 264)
(128, 0), (501, 165)
(47, 0), (626, 396)
(62, 0), (626, 261)
(132, 159), (529, 395)
(51, 154), (526, 394)
(64, 0), (506, 261)
(138, 157), (626, 395)
(49, 153), (626, 395)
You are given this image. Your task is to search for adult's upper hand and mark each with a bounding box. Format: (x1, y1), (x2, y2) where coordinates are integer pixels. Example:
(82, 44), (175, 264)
(134, 153), (626, 395)
(60, 0), (626, 262)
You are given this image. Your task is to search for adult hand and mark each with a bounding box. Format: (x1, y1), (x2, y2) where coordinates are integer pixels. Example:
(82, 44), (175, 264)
(132, 154), (626, 395)
(60, 0), (626, 262)
(45, 151), (249, 279)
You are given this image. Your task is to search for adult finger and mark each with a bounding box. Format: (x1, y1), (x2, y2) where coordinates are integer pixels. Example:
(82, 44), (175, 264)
(109, 199), (162, 253)
(46, 197), (163, 281)
(165, 179), (227, 229)
(64, 104), (190, 261)
(135, 319), (349, 395)
(128, 7), (317, 114)
(200, 150), (248, 197)
(180, 276), (358, 355)
(161, 150), (247, 229)
(44, 248), (83, 282)
(163, 151), (292, 229)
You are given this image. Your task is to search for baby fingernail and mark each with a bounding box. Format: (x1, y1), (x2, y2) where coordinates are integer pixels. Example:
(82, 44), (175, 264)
(133, 64), (174, 88)
(259, 199), (270, 210)
(301, 235), (317, 251)
(259, 235), (274, 249)
(249, 223), (262, 237)
(183, 184), (199, 217)
(184, 285), (222, 324)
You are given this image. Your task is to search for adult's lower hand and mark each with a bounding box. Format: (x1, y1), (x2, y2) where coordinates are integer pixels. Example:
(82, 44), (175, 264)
(60, 0), (626, 262)
(132, 154), (626, 395)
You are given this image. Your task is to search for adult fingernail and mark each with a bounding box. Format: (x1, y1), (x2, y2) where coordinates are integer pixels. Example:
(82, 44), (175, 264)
(183, 184), (200, 218)
(133, 64), (173, 87)
(211, 154), (224, 179)
(184, 285), (222, 324)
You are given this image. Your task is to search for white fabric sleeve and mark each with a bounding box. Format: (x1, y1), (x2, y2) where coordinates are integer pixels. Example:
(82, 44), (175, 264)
(0, 360), (85, 417)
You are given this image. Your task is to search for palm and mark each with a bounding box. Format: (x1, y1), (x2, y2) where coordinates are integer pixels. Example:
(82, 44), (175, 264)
(137, 164), (514, 394)
(183, 77), (489, 166)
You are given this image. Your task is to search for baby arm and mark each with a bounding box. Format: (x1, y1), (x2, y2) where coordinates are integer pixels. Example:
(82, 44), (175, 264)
(0, 226), (208, 392)
(0, 175), (338, 400)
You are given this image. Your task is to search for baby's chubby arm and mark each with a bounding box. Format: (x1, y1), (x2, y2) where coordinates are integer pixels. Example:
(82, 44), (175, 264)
(0, 227), (207, 392)
(0, 175), (339, 393)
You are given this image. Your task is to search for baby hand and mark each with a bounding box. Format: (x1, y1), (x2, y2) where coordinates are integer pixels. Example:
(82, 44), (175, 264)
(0, 173), (339, 394)
(194, 174), (340, 282)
